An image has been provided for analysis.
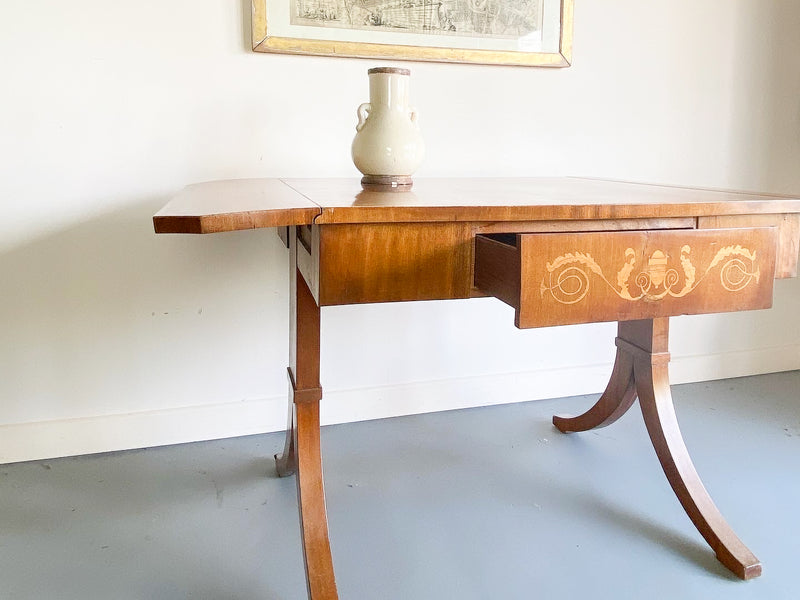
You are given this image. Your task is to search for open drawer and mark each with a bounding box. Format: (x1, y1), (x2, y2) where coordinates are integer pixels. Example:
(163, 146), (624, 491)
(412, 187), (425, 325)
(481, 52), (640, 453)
(474, 228), (777, 329)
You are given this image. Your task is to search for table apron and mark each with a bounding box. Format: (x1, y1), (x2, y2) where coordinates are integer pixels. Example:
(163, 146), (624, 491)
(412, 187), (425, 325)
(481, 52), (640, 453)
(294, 218), (795, 313)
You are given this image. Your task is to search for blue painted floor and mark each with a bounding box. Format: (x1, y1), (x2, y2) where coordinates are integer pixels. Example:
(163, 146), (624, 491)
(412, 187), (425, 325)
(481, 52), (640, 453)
(1, 371), (798, 599)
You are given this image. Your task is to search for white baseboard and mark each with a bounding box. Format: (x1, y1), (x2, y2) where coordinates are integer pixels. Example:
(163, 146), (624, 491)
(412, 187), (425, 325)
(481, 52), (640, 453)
(0, 397), (289, 465)
(1, 344), (798, 464)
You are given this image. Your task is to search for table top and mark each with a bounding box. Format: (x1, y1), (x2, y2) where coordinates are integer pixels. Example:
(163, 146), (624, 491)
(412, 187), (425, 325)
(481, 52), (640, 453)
(153, 177), (800, 234)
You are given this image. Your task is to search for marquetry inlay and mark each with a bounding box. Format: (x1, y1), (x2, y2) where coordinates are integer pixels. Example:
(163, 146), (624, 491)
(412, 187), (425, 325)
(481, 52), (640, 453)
(540, 245), (760, 305)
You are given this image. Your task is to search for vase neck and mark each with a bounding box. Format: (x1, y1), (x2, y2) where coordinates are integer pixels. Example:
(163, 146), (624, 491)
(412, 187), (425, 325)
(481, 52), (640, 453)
(369, 73), (410, 110)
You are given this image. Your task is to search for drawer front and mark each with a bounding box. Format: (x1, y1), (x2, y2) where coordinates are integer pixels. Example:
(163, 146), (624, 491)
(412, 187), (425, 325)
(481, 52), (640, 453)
(475, 228), (777, 329)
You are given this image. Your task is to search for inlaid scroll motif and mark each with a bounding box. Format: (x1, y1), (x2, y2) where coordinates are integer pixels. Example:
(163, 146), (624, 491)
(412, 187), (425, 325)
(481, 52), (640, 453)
(540, 245), (759, 305)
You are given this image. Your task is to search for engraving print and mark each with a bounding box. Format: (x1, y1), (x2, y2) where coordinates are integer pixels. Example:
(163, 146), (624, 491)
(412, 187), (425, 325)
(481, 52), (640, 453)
(291, 0), (542, 38)
(540, 245), (760, 305)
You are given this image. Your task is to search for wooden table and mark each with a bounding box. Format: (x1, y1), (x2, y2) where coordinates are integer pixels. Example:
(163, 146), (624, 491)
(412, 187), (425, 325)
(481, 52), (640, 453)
(154, 178), (800, 599)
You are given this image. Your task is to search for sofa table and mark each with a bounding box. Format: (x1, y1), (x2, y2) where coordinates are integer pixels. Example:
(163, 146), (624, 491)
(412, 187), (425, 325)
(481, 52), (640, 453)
(154, 177), (800, 599)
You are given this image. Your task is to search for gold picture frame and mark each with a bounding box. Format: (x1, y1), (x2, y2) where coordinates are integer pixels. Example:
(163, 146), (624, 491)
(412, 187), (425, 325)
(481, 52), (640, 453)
(252, 0), (573, 67)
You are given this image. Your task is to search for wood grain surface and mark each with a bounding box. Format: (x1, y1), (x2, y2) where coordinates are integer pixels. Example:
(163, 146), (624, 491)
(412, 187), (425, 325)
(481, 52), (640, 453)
(286, 178), (800, 224)
(475, 227), (778, 328)
(317, 222), (474, 305)
(154, 178), (800, 234)
(153, 179), (320, 233)
(698, 213), (800, 278)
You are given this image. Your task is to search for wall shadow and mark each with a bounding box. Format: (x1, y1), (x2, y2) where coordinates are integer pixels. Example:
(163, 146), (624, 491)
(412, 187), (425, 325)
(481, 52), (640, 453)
(729, 2), (800, 191)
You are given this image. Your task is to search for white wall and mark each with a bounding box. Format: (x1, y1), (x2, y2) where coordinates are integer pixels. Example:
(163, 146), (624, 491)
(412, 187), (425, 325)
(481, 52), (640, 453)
(1, 0), (799, 463)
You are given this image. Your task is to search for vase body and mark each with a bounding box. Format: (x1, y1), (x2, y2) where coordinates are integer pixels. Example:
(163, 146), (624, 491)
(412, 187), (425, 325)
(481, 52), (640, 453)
(351, 67), (425, 182)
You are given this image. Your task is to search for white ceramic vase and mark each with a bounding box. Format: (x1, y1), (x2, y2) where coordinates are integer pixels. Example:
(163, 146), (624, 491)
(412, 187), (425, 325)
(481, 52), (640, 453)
(351, 67), (425, 188)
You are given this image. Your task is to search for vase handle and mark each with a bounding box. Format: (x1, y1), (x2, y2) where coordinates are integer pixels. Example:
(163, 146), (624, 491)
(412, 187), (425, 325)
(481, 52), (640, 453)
(356, 103), (371, 132)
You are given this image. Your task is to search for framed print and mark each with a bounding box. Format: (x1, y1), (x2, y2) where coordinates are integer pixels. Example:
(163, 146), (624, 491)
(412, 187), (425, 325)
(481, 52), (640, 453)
(252, 0), (573, 67)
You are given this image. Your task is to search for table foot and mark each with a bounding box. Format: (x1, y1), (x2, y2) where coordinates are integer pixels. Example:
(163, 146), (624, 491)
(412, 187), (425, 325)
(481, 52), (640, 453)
(554, 318), (761, 580)
(553, 343), (637, 433)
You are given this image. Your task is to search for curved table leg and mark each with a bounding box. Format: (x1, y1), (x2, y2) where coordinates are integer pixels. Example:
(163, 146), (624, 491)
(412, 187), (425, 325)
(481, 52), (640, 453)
(554, 317), (760, 580)
(295, 398), (338, 598)
(633, 338), (761, 579)
(275, 395), (296, 477)
(553, 343), (637, 433)
(276, 228), (338, 599)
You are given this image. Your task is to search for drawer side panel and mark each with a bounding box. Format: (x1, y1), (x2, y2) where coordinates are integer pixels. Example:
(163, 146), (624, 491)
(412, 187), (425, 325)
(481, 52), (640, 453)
(474, 235), (521, 309)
